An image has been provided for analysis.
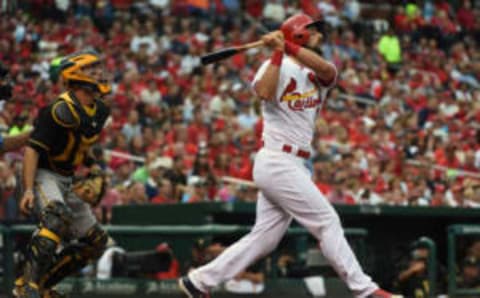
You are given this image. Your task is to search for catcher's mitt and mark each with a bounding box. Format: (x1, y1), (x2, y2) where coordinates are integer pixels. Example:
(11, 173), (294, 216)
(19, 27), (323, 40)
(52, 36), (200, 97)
(72, 166), (107, 206)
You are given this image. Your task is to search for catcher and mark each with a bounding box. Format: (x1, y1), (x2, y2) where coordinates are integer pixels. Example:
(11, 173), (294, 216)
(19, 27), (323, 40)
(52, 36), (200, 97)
(15, 50), (110, 298)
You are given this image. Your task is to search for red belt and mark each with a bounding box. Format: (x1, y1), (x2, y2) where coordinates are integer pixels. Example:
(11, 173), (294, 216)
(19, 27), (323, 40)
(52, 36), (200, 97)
(261, 141), (311, 159)
(282, 144), (311, 159)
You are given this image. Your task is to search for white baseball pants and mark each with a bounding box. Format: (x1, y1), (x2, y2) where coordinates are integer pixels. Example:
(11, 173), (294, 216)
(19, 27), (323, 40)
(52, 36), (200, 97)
(189, 148), (378, 298)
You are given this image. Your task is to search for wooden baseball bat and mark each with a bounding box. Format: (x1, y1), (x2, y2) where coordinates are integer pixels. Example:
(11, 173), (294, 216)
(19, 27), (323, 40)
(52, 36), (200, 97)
(200, 40), (264, 65)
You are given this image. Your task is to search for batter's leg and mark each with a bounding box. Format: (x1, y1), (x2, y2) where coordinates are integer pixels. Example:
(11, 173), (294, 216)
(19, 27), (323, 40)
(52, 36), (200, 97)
(255, 151), (378, 298)
(289, 188), (377, 298)
(188, 192), (292, 293)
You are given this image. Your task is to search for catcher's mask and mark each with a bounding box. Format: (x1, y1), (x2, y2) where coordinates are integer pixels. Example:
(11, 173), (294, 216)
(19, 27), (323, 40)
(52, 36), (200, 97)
(280, 13), (326, 46)
(59, 50), (111, 96)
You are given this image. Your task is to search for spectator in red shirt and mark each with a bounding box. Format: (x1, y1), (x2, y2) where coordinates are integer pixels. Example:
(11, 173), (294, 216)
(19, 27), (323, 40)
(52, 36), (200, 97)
(456, 0), (476, 31)
(152, 178), (176, 204)
(187, 107), (210, 145)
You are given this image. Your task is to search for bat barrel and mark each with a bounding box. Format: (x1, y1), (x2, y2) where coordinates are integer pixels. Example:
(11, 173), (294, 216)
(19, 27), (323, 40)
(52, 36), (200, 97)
(200, 48), (239, 65)
(199, 41), (263, 65)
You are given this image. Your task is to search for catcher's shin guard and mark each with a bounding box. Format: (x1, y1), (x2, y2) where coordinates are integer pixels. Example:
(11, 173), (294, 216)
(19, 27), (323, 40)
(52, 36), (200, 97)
(41, 224), (108, 289)
(24, 202), (72, 286)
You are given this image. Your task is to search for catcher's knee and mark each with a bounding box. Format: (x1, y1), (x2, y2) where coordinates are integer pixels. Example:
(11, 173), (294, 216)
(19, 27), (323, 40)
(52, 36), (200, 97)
(29, 233), (58, 265)
(40, 201), (73, 241)
(27, 202), (72, 273)
(80, 224), (108, 259)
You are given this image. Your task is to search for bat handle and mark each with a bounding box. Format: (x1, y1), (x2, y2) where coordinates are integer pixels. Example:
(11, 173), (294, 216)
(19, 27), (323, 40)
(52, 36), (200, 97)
(237, 40), (264, 51)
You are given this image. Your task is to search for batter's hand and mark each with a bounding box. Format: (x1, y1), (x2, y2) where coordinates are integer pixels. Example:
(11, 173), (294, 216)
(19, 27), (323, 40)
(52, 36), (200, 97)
(262, 30), (284, 51)
(20, 189), (35, 215)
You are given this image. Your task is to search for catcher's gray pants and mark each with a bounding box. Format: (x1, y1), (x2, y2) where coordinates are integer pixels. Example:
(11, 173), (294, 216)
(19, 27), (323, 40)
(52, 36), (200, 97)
(34, 169), (97, 239)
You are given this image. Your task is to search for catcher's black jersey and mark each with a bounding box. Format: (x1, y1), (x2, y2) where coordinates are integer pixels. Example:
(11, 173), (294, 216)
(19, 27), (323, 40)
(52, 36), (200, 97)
(29, 91), (110, 176)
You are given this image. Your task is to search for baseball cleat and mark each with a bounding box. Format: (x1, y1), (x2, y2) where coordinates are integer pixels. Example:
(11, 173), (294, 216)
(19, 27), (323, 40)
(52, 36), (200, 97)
(13, 277), (25, 297)
(178, 276), (210, 298)
(13, 277), (67, 298)
(367, 288), (403, 298)
(12, 280), (41, 298)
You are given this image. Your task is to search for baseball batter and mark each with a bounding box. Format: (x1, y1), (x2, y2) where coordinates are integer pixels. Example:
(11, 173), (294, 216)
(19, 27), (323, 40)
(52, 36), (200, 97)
(179, 14), (402, 298)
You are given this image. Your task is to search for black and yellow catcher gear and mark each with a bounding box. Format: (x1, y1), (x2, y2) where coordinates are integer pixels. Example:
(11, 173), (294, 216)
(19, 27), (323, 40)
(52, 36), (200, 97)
(28, 91), (110, 176)
(59, 50), (111, 95)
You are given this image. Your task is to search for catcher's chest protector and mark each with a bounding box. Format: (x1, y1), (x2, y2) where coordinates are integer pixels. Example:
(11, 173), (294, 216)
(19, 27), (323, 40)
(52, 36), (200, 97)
(35, 91), (110, 175)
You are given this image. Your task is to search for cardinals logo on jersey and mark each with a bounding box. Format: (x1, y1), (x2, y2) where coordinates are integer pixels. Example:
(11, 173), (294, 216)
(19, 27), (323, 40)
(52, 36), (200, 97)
(281, 78), (297, 100)
(280, 76), (322, 111)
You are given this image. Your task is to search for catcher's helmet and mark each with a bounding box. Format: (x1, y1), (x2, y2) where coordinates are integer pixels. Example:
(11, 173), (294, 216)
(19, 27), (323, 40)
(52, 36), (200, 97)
(59, 50), (111, 95)
(280, 14), (325, 46)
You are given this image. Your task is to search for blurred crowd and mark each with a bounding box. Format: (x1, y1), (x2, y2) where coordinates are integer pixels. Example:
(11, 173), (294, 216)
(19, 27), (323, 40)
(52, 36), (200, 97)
(0, 0), (479, 221)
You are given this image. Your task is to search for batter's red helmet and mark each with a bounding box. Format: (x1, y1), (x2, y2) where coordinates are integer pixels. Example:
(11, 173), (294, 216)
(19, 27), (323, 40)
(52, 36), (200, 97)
(280, 14), (325, 46)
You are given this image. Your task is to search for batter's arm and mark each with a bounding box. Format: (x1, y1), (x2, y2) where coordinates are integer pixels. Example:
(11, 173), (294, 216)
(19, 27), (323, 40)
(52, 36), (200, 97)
(254, 60), (282, 101)
(285, 42), (337, 85)
(253, 31), (285, 101)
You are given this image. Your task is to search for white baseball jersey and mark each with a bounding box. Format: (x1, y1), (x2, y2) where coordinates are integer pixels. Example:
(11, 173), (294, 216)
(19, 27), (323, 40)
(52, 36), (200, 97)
(252, 55), (336, 150)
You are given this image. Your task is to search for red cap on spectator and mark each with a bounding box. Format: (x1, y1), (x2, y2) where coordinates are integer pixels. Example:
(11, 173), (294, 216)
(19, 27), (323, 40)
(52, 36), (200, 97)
(435, 183), (446, 193)
(110, 158), (129, 170)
